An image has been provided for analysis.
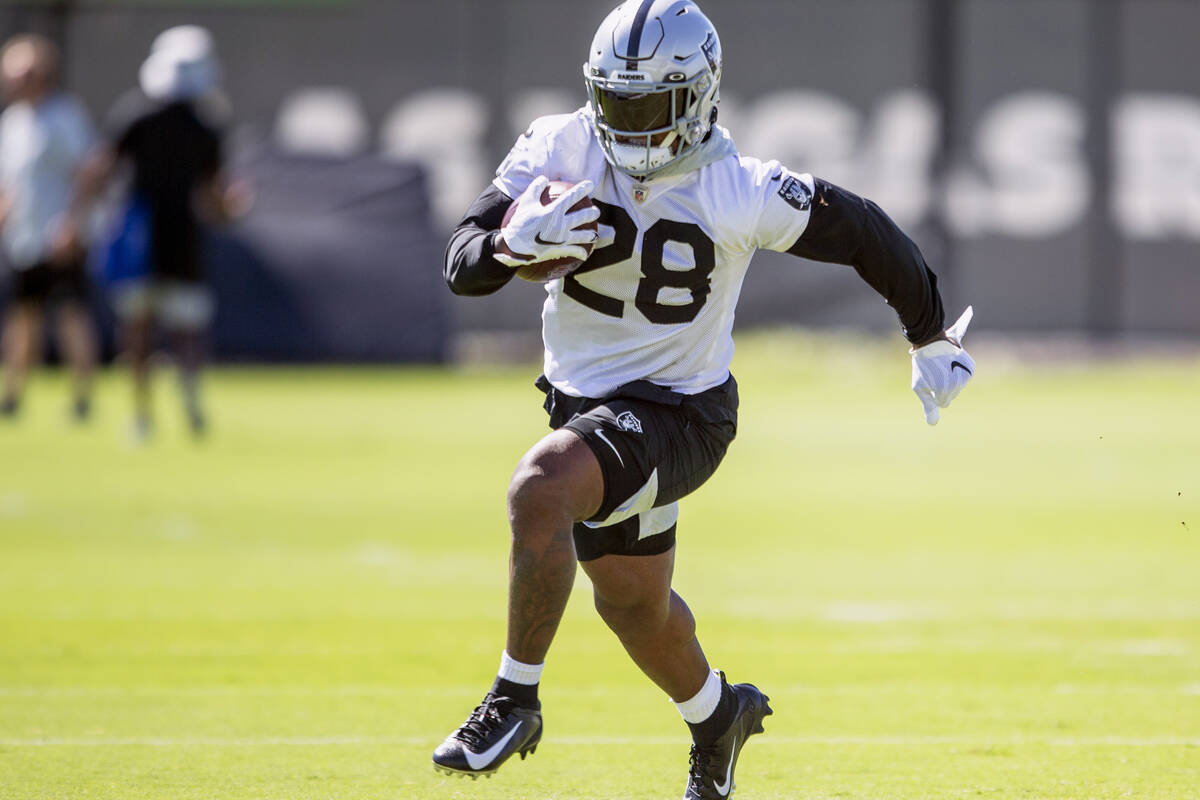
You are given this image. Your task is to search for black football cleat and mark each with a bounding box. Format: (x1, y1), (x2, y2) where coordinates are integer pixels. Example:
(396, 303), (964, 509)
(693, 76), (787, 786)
(432, 693), (543, 779)
(683, 678), (772, 799)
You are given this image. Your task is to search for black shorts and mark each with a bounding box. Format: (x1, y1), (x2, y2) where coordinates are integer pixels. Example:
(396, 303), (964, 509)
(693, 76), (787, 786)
(10, 258), (90, 304)
(537, 374), (739, 561)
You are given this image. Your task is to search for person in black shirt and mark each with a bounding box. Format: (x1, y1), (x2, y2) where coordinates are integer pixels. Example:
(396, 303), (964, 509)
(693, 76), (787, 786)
(65, 26), (245, 440)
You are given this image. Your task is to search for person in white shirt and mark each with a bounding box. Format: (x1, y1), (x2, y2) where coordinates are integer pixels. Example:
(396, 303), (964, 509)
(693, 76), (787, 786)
(0, 34), (96, 420)
(434, 2), (976, 796)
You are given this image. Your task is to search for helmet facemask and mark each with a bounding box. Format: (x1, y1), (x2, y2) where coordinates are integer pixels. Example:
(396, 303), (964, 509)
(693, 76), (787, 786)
(585, 68), (716, 178)
(583, 0), (723, 179)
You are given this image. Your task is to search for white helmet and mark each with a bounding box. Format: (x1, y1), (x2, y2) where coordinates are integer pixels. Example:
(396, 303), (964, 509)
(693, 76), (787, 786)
(584, 0), (722, 178)
(139, 25), (220, 102)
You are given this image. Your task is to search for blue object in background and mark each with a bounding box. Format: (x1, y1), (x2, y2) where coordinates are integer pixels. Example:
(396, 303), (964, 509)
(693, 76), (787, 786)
(97, 195), (152, 286)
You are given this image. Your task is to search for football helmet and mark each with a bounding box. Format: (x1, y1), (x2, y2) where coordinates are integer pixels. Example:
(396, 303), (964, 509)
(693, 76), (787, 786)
(584, 0), (722, 178)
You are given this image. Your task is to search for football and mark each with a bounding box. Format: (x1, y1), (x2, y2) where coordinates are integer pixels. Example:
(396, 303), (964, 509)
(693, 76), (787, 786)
(501, 180), (598, 282)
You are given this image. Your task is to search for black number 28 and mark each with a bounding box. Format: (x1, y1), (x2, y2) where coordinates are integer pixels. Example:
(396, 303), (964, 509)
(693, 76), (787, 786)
(562, 200), (715, 324)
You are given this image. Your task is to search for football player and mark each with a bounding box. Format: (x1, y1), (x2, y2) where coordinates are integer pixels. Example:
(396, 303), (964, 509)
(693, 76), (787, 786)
(435, 1), (975, 797)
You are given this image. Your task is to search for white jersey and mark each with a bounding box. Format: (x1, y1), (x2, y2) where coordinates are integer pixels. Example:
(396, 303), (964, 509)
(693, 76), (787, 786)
(0, 93), (93, 269)
(494, 108), (813, 398)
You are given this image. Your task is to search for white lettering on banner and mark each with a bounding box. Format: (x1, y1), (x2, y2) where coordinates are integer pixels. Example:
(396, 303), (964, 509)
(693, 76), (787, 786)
(1115, 95), (1200, 240)
(736, 89), (938, 228)
(275, 88), (370, 158)
(360, 87), (1200, 240)
(944, 91), (1090, 237)
(506, 88), (577, 141)
(859, 91), (940, 228)
(736, 90), (864, 210)
(380, 89), (490, 230)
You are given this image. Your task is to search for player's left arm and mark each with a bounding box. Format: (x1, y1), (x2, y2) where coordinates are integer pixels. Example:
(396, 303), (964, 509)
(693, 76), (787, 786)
(784, 178), (974, 424)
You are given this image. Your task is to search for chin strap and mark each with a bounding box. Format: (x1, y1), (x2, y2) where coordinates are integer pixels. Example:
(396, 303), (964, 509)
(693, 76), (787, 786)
(646, 123), (738, 180)
(585, 106), (738, 182)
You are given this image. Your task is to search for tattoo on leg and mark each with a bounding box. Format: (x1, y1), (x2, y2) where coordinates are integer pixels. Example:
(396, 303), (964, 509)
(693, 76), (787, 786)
(506, 526), (576, 662)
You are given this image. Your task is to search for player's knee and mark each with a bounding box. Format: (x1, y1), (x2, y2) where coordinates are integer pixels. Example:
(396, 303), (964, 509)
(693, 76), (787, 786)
(507, 433), (601, 523)
(594, 589), (668, 634)
(593, 591), (631, 629)
(506, 458), (565, 518)
(591, 568), (670, 621)
(593, 589), (636, 618)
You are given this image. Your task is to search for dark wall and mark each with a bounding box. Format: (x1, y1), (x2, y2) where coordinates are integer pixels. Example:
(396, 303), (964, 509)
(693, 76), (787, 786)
(208, 152), (446, 362)
(2, 0), (1198, 354)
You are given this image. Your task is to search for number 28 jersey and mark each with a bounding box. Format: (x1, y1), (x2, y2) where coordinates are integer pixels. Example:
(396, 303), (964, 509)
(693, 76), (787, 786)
(493, 108), (815, 398)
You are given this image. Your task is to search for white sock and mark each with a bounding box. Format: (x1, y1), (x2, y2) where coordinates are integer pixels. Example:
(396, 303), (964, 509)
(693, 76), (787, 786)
(498, 650), (544, 685)
(674, 668), (722, 724)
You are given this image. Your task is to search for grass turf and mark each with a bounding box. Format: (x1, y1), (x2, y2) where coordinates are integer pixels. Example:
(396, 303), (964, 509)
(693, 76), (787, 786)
(0, 332), (1197, 799)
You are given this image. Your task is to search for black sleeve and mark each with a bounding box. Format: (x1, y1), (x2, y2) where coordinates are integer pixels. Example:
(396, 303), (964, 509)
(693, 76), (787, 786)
(194, 97), (227, 181)
(787, 178), (945, 345)
(443, 184), (518, 297)
(201, 125), (222, 181)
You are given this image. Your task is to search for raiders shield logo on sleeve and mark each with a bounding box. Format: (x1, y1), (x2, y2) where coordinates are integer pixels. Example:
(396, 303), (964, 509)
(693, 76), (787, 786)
(778, 175), (812, 211)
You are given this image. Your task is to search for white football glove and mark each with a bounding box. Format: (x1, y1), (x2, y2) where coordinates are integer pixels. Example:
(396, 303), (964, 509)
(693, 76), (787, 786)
(910, 305), (975, 425)
(494, 176), (600, 268)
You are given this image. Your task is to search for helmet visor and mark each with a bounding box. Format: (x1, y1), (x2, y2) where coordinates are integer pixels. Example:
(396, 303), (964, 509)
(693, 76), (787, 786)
(595, 87), (687, 133)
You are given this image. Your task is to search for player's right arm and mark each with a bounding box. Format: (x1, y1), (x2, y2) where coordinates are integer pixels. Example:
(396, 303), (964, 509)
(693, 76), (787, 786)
(445, 175), (598, 296)
(445, 112), (599, 296)
(445, 116), (549, 297)
(443, 184), (521, 296)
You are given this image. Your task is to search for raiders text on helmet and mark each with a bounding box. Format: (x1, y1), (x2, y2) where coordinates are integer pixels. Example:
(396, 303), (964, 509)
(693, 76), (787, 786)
(584, 0), (722, 178)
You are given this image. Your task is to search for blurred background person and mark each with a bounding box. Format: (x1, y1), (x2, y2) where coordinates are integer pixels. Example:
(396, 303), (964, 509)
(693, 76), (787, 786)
(66, 24), (244, 441)
(0, 33), (97, 421)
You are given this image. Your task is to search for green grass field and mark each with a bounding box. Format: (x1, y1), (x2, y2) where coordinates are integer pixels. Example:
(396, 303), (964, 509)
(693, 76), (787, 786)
(1, 333), (1198, 799)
